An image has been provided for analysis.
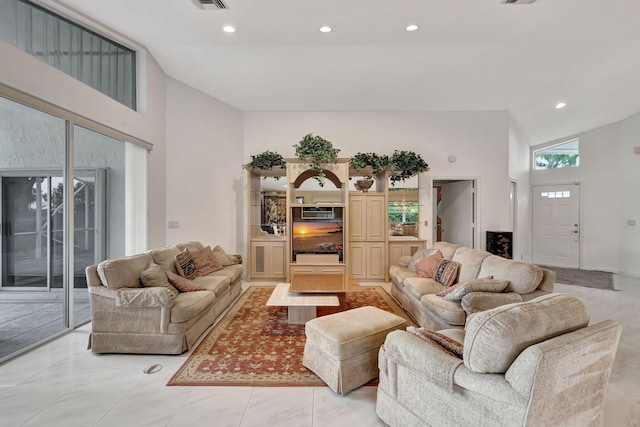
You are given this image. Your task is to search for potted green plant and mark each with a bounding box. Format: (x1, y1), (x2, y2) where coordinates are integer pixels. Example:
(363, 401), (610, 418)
(242, 151), (286, 178)
(349, 152), (390, 192)
(389, 150), (429, 185)
(292, 133), (340, 186)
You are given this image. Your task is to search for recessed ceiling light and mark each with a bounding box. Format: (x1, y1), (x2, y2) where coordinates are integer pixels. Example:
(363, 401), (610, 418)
(319, 26), (332, 33)
(405, 24), (419, 32)
(223, 25), (236, 33)
(556, 102), (567, 109)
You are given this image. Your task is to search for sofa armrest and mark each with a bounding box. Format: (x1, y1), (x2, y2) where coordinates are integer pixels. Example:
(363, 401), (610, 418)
(461, 291), (523, 315)
(115, 287), (173, 308)
(382, 330), (463, 392)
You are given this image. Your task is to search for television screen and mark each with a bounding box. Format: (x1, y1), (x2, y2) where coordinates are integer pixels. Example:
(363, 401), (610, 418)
(292, 221), (343, 259)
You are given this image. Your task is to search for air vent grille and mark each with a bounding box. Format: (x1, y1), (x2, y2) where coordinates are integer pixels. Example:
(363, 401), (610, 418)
(192, 0), (229, 10)
(502, 0), (537, 4)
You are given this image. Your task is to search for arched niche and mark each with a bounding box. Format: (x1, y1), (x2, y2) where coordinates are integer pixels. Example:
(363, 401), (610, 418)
(293, 169), (342, 189)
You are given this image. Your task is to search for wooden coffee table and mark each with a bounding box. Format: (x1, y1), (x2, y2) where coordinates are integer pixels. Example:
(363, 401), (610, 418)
(266, 283), (340, 324)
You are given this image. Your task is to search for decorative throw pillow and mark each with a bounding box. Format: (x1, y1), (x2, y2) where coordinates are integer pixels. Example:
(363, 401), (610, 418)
(212, 245), (233, 267)
(408, 248), (439, 272)
(444, 278), (510, 302)
(434, 259), (460, 287)
(166, 271), (206, 292)
(406, 326), (464, 359)
(191, 246), (223, 276)
(415, 250), (444, 278)
(174, 248), (197, 279)
(437, 275), (495, 297)
(140, 263), (179, 298)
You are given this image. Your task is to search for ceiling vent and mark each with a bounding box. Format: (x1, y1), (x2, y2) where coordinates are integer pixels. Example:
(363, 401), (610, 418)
(502, 0), (537, 4)
(191, 0), (229, 10)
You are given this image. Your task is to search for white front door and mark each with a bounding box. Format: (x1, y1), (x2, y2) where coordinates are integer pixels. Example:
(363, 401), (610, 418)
(532, 184), (580, 268)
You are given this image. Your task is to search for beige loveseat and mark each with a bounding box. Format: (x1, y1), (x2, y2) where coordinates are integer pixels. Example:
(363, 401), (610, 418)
(377, 293), (622, 427)
(85, 241), (242, 354)
(389, 242), (555, 330)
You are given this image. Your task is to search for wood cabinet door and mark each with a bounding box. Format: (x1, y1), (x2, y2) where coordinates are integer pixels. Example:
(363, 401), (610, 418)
(349, 195), (366, 240)
(270, 241), (286, 278)
(349, 242), (366, 277)
(366, 242), (386, 279)
(366, 195), (386, 240)
(388, 243), (404, 267)
(250, 242), (269, 278)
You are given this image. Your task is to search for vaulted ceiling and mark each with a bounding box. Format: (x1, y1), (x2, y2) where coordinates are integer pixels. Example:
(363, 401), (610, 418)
(54, 0), (640, 145)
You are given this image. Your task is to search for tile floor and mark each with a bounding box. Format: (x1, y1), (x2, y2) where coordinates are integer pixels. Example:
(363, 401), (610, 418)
(0, 277), (638, 427)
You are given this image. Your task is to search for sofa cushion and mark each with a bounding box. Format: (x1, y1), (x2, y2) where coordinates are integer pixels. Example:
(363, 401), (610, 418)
(443, 279), (510, 302)
(420, 294), (466, 326)
(478, 255), (544, 294)
(397, 255), (412, 268)
(177, 241), (205, 252)
(212, 245), (234, 267)
(140, 263), (179, 298)
(215, 264), (243, 283)
(430, 242), (460, 260)
(192, 275), (230, 296)
(97, 253), (153, 289)
(404, 277), (445, 299)
(171, 290), (217, 323)
(408, 248), (439, 272)
(148, 245), (180, 274)
(451, 247), (492, 283)
(389, 265), (418, 287)
(191, 246), (223, 276)
(166, 271), (206, 292)
(415, 251), (444, 278)
(434, 259), (460, 287)
(463, 293), (590, 374)
(175, 249), (197, 280)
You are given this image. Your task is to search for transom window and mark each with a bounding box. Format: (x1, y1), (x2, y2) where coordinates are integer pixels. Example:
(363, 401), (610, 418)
(534, 138), (580, 170)
(0, 0), (136, 109)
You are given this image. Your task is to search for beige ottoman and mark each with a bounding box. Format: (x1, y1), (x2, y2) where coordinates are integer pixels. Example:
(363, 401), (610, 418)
(303, 306), (408, 395)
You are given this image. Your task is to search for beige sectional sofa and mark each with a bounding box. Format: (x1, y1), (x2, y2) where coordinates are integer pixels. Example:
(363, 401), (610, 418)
(85, 241), (242, 354)
(389, 241), (555, 330)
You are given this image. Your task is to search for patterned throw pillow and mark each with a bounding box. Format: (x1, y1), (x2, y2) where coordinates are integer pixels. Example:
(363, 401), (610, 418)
(444, 278), (509, 302)
(415, 250), (444, 278)
(175, 248), (197, 279)
(166, 271), (206, 292)
(437, 275), (495, 297)
(406, 326), (463, 359)
(434, 259), (460, 287)
(191, 246), (223, 276)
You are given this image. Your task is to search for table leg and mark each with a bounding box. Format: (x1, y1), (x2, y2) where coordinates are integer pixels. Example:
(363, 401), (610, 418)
(288, 306), (317, 324)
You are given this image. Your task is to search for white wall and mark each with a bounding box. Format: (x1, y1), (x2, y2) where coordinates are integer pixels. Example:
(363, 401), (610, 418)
(243, 111), (512, 251)
(531, 113), (640, 277)
(617, 113), (640, 277)
(0, 40), (168, 251)
(509, 119), (533, 262)
(164, 78), (243, 252)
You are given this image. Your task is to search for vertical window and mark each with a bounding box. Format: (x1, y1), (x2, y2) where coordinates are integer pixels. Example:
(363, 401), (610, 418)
(0, 0), (136, 109)
(534, 138), (580, 170)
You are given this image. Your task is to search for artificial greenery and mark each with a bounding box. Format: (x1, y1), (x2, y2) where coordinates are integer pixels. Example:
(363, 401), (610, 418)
(293, 133), (340, 186)
(349, 152), (390, 178)
(535, 154), (579, 169)
(242, 151), (286, 175)
(389, 150), (430, 185)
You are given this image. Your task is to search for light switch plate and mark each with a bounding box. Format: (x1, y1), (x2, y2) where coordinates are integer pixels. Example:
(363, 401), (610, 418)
(627, 220), (636, 226)
(168, 221), (179, 229)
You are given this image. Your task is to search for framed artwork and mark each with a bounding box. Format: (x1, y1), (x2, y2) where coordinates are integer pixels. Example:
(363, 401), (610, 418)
(262, 194), (286, 228)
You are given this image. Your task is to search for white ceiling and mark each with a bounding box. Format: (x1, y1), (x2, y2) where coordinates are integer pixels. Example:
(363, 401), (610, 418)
(52, 0), (640, 146)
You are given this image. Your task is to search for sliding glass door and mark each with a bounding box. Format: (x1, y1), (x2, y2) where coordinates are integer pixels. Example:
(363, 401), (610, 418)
(0, 95), (129, 360)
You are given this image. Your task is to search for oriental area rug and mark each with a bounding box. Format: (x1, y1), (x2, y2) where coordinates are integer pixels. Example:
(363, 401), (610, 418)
(167, 285), (415, 387)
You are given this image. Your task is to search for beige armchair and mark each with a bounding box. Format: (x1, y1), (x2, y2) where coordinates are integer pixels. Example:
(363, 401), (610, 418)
(377, 293), (622, 427)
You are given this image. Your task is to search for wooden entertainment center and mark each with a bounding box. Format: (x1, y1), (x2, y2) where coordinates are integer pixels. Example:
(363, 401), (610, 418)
(246, 158), (427, 282)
